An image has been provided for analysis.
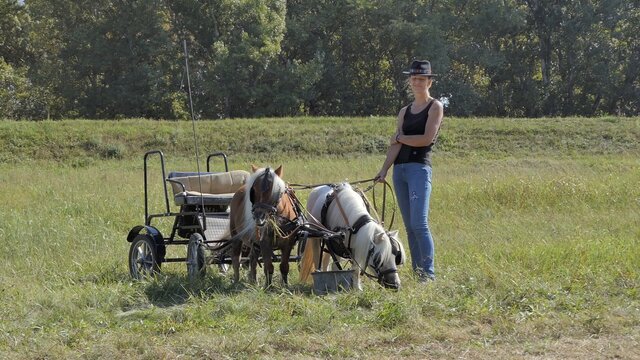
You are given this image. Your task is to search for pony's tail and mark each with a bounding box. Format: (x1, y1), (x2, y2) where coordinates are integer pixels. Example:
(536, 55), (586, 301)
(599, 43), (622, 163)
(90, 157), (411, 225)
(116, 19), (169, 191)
(299, 237), (320, 283)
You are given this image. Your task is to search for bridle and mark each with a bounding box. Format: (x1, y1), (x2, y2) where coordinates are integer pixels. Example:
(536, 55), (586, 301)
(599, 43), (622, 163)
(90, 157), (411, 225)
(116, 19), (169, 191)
(250, 168), (283, 225)
(362, 244), (398, 284)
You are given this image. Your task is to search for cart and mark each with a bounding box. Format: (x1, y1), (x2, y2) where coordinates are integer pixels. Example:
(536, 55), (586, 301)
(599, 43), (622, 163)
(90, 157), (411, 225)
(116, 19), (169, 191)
(126, 150), (248, 279)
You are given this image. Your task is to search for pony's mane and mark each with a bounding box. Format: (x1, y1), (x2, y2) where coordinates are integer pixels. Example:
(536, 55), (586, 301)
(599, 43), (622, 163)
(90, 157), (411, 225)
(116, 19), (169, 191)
(236, 167), (287, 240)
(333, 183), (393, 262)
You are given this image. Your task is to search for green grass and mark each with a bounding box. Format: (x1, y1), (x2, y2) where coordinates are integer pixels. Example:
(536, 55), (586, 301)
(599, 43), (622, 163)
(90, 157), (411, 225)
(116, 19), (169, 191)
(0, 116), (638, 164)
(0, 118), (639, 358)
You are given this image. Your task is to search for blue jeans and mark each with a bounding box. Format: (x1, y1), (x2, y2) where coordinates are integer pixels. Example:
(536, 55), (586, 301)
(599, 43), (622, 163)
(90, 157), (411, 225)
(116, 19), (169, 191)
(392, 162), (435, 278)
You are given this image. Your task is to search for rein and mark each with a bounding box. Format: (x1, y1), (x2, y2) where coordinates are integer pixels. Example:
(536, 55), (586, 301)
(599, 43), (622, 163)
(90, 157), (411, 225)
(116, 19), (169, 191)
(288, 177), (377, 190)
(362, 180), (397, 230)
(290, 177), (397, 231)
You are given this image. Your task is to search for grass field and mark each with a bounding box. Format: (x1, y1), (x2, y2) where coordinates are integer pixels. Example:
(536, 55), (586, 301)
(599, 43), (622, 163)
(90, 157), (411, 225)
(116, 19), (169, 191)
(0, 117), (639, 359)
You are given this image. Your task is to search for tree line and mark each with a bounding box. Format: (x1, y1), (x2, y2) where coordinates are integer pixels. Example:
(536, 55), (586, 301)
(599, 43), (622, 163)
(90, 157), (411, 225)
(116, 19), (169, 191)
(1, 0), (638, 120)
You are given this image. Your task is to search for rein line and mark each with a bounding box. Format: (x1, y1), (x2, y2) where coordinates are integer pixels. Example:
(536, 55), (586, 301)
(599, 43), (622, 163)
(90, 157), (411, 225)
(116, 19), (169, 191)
(289, 177), (397, 231)
(288, 177), (378, 190)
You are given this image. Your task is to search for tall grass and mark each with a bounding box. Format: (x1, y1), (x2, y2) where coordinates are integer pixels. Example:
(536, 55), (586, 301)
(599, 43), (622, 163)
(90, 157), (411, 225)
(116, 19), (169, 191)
(0, 118), (639, 358)
(0, 117), (638, 163)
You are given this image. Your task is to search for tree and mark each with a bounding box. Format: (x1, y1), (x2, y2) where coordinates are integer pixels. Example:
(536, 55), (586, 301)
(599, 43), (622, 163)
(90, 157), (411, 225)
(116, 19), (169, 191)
(27, 0), (181, 119)
(10, 0), (639, 118)
(0, 0), (52, 119)
(0, 59), (50, 119)
(0, 0), (32, 66)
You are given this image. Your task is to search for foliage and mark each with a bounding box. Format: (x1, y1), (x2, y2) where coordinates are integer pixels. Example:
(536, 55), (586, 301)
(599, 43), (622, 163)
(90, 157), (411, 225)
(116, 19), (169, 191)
(0, 59), (50, 119)
(0, 0), (638, 119)
(0, 0), (32, 67)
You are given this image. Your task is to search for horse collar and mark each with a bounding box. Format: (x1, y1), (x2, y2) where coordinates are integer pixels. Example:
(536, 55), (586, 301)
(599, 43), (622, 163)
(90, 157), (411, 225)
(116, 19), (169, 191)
(351, 214), (374, 234)
(321, 189), (374, 233)
(320, 191), (337, 228)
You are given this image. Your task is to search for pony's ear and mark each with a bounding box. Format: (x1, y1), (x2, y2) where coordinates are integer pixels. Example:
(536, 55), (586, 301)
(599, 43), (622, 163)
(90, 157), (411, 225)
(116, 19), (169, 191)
(274, 165), (283, 178)
(251, 164), (259, 173)
(387, 230), (406, 266)
(374, 231), (386, 244)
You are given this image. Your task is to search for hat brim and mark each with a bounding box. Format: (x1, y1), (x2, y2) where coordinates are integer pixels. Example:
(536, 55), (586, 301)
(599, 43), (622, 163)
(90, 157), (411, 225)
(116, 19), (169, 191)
(402, 71), (438, 77)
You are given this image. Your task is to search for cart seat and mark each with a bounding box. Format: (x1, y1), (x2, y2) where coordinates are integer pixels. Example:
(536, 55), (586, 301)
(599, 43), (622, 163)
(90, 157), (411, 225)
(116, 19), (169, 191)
(168, 170), (249, 206)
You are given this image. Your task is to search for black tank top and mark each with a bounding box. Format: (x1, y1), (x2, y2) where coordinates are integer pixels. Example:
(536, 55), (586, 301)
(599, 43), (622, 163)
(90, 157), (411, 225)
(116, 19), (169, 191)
(394, 100), (436, 166)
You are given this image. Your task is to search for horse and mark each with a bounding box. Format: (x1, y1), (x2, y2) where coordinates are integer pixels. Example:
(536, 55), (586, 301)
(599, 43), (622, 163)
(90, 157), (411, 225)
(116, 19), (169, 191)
(228, 165), (301, 287)
(299, 183), (405, 290)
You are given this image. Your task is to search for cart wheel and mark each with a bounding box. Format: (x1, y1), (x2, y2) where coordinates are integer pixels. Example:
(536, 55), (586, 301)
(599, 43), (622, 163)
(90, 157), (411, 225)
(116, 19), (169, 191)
(129, 234), (161, 279)
(187, 233), (207, 280)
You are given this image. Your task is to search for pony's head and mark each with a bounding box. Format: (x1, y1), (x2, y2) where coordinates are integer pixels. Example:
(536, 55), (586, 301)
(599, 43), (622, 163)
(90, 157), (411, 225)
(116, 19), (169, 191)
(248, 165), (286, 227)
(369, 227), (402, 289)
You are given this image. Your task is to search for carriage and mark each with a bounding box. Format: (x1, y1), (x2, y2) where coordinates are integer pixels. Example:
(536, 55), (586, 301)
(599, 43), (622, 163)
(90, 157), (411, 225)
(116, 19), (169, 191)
(126, 149), (250, 279)
(126, 150), (403, 290)
(125, 150), (330, 281)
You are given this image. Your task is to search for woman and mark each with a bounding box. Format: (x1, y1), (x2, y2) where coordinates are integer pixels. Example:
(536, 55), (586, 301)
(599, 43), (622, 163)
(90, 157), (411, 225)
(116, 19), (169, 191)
(375, 60), (444, 282)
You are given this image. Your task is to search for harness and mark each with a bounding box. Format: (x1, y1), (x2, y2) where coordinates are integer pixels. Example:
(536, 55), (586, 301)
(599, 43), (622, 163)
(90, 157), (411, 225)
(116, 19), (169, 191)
(258, 187), (307, 248)
(249, 169), (306, 248)
(274, 188), (305, 237)
(319, 186), (397, 283)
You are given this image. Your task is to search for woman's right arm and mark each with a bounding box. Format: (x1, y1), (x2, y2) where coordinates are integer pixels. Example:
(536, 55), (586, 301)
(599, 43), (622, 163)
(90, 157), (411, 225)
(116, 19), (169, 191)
(376, 107), (406, 182)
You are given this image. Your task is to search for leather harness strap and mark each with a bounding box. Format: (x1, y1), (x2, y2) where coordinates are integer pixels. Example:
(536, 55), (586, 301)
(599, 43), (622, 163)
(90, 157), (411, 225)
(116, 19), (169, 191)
(333, 194), (350, 228)
(350, 214), (374, 234)
(321, 189), (373, 235)
(320, 190), (336, 228)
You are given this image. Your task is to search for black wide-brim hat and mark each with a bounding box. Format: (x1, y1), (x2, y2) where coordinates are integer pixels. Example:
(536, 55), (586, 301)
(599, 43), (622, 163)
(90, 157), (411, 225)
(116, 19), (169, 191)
(402, 60), (438, 77)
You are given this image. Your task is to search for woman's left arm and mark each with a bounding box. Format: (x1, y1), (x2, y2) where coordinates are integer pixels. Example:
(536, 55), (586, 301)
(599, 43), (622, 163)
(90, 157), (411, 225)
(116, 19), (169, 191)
(396, 100), (443, 147)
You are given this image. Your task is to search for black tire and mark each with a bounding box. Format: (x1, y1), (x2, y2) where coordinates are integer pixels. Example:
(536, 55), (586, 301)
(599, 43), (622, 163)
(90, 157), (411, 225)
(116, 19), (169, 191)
(187, 233), (207, 280)
(129, 234), (161, 279)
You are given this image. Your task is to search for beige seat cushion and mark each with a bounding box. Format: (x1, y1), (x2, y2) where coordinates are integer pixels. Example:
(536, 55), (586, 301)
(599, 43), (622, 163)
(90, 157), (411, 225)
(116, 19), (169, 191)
(169, 170), (249, 206)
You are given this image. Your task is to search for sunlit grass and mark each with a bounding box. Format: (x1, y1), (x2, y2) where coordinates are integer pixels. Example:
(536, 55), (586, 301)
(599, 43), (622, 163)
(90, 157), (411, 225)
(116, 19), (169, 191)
(0, 117), (639, 358)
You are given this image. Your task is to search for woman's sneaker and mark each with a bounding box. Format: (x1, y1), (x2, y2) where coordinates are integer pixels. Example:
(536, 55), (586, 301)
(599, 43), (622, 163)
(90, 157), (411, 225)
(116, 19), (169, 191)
(415, 269), (435, 283)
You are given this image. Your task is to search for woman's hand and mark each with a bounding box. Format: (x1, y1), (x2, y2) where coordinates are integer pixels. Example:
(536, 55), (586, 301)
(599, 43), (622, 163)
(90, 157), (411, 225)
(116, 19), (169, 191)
(375, 169), (388, 183)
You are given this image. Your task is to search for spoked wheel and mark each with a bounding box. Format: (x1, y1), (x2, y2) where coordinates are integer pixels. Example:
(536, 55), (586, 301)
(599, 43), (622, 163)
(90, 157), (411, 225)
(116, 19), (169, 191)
(129, 234), (161, 279)
(187, 233), (207, 281)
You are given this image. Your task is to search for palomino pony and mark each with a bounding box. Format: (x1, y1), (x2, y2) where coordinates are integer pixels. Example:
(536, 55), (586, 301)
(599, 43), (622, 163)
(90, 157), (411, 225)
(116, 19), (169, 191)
(228, 165), (301, 287)
(299, 183), (405, 290)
